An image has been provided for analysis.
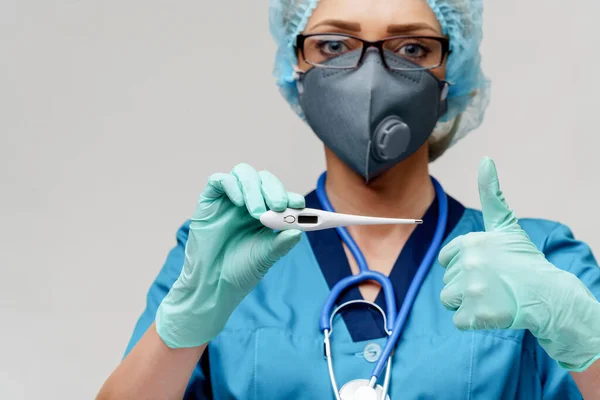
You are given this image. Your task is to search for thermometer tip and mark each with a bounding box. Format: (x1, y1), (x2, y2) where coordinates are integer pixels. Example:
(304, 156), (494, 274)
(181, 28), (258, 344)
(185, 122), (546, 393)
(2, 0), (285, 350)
(415, 219), (424, 224)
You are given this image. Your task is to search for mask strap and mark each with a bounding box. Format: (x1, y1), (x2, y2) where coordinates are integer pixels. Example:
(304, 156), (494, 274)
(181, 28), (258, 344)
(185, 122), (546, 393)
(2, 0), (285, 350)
(440, 81), (451, 101)
(292, 65), (303, 77)
(293, 65), (305, 95)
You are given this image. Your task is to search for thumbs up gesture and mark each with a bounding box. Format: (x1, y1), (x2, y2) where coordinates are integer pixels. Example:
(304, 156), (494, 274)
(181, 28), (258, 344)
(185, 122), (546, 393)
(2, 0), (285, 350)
(439, 157), (600, 371)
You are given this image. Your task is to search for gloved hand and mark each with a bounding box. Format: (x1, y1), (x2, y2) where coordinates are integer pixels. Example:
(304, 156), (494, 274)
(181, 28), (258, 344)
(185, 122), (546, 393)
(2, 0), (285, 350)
(156, 164), (305, 348)
(439, 157), (600, 372)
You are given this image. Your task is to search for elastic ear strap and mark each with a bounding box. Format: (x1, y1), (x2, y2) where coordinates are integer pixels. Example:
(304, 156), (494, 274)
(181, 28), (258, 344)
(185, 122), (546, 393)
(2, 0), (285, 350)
(441, 82), (450, 101)
(293, 66), (305, 95)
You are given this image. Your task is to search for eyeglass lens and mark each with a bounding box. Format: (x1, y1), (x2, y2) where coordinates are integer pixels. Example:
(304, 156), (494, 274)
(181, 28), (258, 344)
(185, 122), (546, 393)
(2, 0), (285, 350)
(302, 34), (444, 70)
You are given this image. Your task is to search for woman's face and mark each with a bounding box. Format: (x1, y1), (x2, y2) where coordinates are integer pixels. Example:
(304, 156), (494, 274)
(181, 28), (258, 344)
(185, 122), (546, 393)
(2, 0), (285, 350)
(298, 0), (447, 81)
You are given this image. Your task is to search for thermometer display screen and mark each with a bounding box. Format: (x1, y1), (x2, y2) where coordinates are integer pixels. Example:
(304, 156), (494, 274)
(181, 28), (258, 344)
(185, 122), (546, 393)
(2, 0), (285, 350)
(298, 215), (318, 224)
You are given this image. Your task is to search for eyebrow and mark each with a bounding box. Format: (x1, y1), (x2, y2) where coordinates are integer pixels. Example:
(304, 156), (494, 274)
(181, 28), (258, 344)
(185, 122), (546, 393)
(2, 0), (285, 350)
(387, 23), (440, 35)
(309, 19), (361, 32)
(308, 20), (441, 35)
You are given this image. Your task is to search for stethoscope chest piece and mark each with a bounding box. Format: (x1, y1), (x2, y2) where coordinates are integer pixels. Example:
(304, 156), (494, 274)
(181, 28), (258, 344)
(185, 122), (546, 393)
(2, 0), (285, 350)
(339, 379), (391, 400)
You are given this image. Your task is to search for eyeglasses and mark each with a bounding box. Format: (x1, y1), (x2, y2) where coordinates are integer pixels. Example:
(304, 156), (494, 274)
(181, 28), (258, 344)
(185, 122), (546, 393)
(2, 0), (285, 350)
(296, 33), (450, 71)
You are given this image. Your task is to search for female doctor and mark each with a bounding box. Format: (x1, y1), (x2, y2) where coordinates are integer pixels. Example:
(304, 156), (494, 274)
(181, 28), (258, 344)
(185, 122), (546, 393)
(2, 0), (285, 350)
(97, 0), (600, 398)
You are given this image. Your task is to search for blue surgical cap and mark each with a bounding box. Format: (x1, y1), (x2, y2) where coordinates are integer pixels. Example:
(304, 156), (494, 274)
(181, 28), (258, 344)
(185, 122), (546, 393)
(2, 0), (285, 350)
(268, 0), (491, 160)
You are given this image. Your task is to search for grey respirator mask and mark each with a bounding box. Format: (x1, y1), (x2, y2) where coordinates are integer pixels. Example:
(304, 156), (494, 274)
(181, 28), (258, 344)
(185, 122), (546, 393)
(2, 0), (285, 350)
(297, 49), (449, 182)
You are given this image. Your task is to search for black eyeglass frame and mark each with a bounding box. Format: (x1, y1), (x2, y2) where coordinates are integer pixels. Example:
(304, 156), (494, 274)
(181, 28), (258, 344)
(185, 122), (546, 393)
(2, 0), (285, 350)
(296, 33), (451, 71)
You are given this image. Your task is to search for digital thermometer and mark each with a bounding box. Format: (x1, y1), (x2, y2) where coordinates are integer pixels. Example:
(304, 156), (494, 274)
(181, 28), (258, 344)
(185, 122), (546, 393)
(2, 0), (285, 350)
(260, 208), (423, 232)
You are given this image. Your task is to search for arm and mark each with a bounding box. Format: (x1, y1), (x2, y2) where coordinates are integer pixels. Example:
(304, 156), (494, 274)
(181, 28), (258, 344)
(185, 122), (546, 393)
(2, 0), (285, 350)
(97, 324), (206, 400)
(97, 223), (212, 399)
(572, 361), (600, 400)
(544, 223), (600, 399)
(439, 158), (600, 398)
(96, 165), (305, 399)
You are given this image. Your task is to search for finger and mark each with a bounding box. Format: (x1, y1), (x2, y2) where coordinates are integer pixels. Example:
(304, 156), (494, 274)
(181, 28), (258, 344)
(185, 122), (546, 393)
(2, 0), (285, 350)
(453, 302), (513, 331)
(258, 171), (288, 212)
(478, 157), (519, 232)
(254, 229), (303, 274)
(442, 257), (462, 285)
(232, 163), (267, 219)
(287, 192), (306, 209)
(202, 173), (244, 206)
(270, 229), (303, 260)
(441, 233), (487, 284)
(452, 305), (476, 331)
(438, 235), (464, 268)
(440, 278), (464, 311)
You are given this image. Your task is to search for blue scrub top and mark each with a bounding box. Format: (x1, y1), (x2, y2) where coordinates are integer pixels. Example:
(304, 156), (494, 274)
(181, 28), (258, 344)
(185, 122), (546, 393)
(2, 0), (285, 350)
(124, 190), (600, 399)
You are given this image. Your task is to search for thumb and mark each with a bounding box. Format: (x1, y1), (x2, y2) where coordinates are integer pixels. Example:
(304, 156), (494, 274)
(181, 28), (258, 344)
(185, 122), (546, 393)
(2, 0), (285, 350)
(478, 157), (519, 232)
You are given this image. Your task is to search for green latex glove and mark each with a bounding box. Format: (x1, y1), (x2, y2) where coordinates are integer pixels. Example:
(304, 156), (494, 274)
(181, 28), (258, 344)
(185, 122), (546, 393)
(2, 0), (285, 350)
(439, 157), (600, 371)
(156, 164), (304, 348)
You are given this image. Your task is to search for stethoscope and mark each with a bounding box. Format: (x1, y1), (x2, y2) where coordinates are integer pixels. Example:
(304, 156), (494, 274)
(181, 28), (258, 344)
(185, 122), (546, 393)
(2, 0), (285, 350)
(316, 172), (448, 400)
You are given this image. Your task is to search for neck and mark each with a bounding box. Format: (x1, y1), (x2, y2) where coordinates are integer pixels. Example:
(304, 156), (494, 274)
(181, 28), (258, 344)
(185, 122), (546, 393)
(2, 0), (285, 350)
(324, 145), (435, 224)
(323, 144), (435, 292)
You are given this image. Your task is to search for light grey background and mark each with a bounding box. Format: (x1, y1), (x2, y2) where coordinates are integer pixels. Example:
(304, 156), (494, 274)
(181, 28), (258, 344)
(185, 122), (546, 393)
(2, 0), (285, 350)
(1, 1), (599, 398)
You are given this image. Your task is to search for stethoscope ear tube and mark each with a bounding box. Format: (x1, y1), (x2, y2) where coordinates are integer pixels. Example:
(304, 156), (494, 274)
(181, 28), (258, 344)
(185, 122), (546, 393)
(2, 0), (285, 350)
(325, 300), (392, 337)
(323, 329), (341, 400)
(317, 172), (449, 398)
(319, 272), (397, 332)
(370, 177), (448, 380)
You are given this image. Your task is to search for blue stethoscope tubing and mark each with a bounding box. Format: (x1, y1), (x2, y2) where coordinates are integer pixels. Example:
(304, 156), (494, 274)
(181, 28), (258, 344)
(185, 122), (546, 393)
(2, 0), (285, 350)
(316, 171), (449, 388)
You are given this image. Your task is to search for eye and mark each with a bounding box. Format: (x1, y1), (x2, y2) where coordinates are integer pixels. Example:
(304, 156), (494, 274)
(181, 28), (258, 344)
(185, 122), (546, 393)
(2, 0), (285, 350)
(397, 43), (430, 59)
(316, 40), (349, 56)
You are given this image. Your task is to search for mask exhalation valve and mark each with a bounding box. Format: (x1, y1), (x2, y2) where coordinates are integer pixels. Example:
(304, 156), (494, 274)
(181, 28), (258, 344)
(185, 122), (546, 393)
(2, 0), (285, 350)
(372, 116), (411, 161)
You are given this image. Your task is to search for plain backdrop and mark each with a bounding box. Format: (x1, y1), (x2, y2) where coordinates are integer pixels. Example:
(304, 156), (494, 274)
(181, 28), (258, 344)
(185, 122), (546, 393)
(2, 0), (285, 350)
(1, 1), (599, 398)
